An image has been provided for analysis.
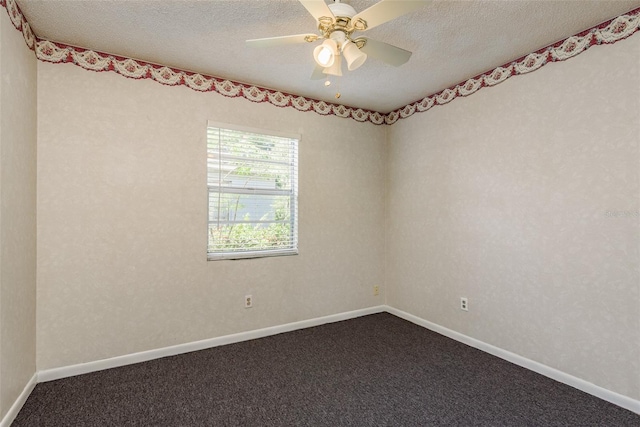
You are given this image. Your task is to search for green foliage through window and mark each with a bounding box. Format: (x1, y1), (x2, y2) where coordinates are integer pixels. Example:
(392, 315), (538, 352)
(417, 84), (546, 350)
(207, 123), (298, 259)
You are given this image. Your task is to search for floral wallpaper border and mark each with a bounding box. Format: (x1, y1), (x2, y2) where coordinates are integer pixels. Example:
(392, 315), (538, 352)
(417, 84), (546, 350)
(385, 7), (640, 124)
(2, 0), (639, 125)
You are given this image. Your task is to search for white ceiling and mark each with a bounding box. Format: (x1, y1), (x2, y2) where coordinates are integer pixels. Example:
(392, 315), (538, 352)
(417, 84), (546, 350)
(16, 0), (640, 113)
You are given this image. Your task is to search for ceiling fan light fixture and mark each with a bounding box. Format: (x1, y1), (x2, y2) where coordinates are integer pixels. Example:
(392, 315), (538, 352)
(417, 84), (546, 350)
(323, 54), (342, 77)
(313, 39), (337, 68)
(342, 40), (367, 71)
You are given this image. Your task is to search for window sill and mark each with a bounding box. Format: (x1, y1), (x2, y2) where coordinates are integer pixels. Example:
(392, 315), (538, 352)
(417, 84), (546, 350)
(207, 248), (298, 261)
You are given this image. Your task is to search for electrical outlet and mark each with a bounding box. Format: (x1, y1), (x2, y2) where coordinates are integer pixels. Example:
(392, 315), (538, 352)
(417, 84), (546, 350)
(245, 295), (253, 308)
(373, 285), (379, 296)
(460, 297), (468, 311)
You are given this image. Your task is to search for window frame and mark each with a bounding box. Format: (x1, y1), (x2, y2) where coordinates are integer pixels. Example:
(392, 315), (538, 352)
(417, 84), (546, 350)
(206, 121), (299, 261)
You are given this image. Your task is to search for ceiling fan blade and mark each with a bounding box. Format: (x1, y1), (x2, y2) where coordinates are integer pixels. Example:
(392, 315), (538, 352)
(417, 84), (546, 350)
(299, 0), (335, 22)
(246, 33), (318, 48)
(311, 64), (326, 80)
(359, 38), (412, 66)
(352, 0), (426, 31)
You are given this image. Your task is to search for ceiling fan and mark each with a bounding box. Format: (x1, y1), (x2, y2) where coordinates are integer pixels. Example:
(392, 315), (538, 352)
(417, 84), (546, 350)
(246, 0), (426, 79)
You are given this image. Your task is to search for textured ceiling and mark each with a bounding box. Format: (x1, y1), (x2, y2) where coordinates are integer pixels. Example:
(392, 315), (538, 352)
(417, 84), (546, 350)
(16, 0), (640, 113)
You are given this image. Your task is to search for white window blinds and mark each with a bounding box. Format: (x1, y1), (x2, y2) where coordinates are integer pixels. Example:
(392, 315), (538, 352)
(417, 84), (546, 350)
(207, 122), (299, 260)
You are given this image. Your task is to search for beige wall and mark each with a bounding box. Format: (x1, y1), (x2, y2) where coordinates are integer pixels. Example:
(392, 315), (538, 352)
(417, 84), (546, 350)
(387, 35), (640, 400)
(32, 15), (640, 406)
(36, 62), (386, 370)
(0, 11), (38, 419)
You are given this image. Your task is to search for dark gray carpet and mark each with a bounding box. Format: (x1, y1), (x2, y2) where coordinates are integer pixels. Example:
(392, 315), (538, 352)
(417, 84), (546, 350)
(13, 313), (640, 426)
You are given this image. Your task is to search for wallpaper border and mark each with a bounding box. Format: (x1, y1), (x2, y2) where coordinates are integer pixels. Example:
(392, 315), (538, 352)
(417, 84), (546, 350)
(385, 7), (640, 124)
(2, 0), (639, 125)
(0, 0), (385, 125)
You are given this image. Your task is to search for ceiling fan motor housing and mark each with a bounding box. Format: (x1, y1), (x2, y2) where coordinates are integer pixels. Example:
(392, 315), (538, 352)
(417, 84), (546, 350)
(319, 1), (367, 42)
(328, 2), (357, 18)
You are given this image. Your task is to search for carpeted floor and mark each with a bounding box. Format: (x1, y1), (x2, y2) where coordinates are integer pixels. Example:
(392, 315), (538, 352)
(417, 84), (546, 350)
(13, 313), (640, 426)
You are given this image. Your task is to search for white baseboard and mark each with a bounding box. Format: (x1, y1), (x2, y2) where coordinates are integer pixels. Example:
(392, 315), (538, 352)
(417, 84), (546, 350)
(38, 305), (386, 383)
(384, 305), (640, 415)
(14, 304), (640, 419)
(0, 373), (37, 427)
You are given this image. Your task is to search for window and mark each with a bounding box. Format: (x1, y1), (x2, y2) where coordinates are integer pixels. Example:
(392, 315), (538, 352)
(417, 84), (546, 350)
(207, 122), (299, 260)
